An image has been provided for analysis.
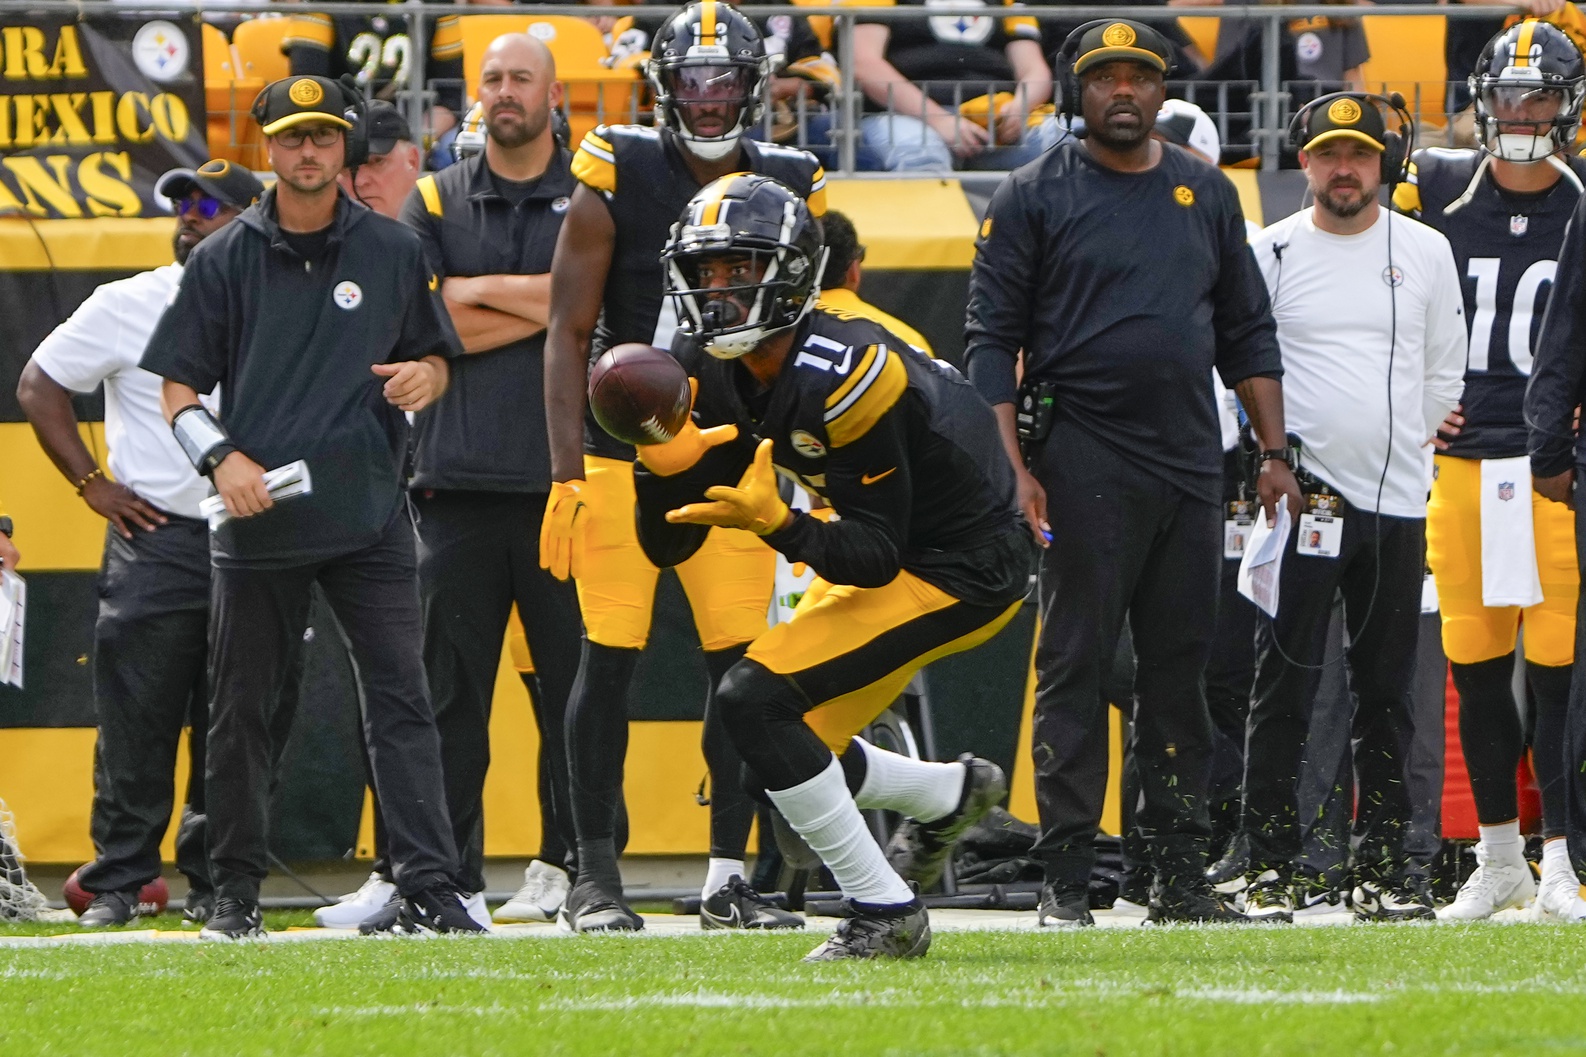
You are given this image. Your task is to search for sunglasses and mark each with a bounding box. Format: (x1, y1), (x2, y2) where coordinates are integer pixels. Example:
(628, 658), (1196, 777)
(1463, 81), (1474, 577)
(273, 125), (343, 149)
(178, 194), (226, 220)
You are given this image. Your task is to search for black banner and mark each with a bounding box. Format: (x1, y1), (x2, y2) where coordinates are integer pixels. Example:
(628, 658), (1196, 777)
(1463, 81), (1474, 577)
(0, 14), (207, 219)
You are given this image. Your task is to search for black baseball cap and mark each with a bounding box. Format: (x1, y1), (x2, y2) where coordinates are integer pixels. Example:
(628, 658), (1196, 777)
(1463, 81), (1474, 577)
(366, 101), (415, 156)
(1300, 94), (1387, 152)
(251, 75), (353, 137)
(1072, 20), (1172, 76)
(156, 158), (265, 210)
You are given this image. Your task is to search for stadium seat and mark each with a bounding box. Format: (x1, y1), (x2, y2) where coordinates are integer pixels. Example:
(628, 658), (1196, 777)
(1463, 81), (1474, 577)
(202, 24), (243, 163)
(1358, 15), (1449, 128)
(232, 15), (293, 85)
(1177, 17), (1219, 66)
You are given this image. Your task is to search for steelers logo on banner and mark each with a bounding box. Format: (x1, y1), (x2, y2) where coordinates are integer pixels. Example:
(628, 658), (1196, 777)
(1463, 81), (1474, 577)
(132, 21), (190, 83)
(1174, 185), (1195, 207)
(1327, 98), (1362, 125)
(290, 78), (325, 106)
(1102, 23), (1137, 47)
(334, 281), (364, 310)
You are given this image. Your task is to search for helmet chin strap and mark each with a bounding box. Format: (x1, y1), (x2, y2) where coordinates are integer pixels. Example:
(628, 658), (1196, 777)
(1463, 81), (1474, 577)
(676, 129), (742, 161)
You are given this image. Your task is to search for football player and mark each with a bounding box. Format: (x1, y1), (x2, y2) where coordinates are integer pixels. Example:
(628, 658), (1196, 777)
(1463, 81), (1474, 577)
(633, 172), (1027, 961)
(1393, 19), (1586, 922)
(541, 1), (827, 932)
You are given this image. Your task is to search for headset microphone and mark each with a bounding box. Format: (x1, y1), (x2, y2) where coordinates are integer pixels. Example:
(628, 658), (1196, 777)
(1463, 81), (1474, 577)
(1272, 241), (1288, 261)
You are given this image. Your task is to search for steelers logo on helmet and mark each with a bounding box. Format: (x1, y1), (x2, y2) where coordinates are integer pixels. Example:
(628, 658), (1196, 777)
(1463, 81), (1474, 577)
(1327, 98), (1362, 125)
(1102, 23), (1137, 48)
(290, 78), (325, 107)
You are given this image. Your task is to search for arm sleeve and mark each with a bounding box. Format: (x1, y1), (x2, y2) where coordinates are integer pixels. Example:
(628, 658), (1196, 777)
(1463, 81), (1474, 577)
(398, 189), (447, 283)
(1421, 234), (1468, 438)
(138, 252), (230, 395)
(766, 410), (910, 588)
(1528, 207), (1586, 477)
(30, 284), (128, 394)
(392, 241), (463, 363)
(633, 438), (757, 568)
(1211, 181), (1284, 388)
(964, 174), (1038, 407)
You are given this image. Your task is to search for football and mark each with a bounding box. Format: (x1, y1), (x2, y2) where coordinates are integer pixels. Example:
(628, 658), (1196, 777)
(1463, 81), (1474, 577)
(63, 866), (169, 917)
(588, 343), (692, 447)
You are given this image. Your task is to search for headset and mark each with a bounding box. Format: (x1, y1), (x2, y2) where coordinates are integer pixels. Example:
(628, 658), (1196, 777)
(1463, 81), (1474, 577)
(250, 75), (370, 169)
(1055, 19), (1174, 123)
(1285, 90), (1414, 186)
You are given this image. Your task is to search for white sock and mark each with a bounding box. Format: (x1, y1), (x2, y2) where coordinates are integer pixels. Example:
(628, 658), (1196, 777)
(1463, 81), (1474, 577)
(1542, 838), (1572, 881)
(1478, 820), (1524, 863)
(702, 858), (745, 900)
(851, 739), (966, 824)
(768, 756), (915, 907)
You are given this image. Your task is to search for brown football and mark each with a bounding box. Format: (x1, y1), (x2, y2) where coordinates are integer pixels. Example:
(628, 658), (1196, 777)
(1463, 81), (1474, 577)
(588, 343), (692, 446)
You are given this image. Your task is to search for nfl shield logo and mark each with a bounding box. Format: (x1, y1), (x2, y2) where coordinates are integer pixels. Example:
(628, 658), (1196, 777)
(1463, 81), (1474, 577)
(1498, 481), (1516, 501)
(1511, 215), (1529, 236)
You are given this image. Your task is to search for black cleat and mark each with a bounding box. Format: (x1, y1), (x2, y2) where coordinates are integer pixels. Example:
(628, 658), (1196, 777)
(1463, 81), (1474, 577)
(404, 886), (489, 934)
(803, 898), (931, 962)
(1352, 878), (1436, 922)
(78, 890), (140, 928)
(183, 888), (216, 926)
(1242, 870), (1295, 923)
(1037, 882), (1095, 928)
(199, 897), (264, 939)
(561, 878), (644, 933)
(357, 890), (406, 935)
(700, 876), (804, 930)
(1145, 880), (1248, 924)
(1206, 834), (1251, 896)
(886, 755), (1008, 889)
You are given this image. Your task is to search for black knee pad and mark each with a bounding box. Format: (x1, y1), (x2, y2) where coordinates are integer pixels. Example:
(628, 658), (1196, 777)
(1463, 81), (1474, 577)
(716, 659), (831, 791)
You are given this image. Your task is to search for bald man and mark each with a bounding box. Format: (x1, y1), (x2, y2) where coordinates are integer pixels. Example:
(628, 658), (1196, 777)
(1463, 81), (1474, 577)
(392, 33), (585, 926)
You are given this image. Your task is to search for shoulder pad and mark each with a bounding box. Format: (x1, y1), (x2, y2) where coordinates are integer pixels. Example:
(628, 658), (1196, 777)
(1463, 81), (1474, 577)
(823, 342), (908, 448)
(572, 127), (618, 194)
(281, 12), (333, 51)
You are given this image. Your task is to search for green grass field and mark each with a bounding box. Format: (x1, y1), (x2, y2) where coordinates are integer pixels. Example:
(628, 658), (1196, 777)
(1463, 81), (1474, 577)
(4, 913), (1585, 1056)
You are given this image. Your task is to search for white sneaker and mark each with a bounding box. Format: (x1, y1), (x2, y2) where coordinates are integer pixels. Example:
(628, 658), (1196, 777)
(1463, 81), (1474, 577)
(313, 872), (397, 929)
(1535, 865), (1586, 922)
(492, 860), (570, 924)
(1437, 846), (1534, 921)
(464, 891), (492, 930)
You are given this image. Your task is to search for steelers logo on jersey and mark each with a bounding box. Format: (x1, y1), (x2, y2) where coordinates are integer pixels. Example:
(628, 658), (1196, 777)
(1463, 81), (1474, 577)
(791, 430), (826, 459)
(333, 281), (363, 310)
(927, 0), (994, 47)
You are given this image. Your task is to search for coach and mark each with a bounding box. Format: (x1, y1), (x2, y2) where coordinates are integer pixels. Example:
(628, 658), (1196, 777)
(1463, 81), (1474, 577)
(140, 75), (477, 940)
(965, 19), (1299, 926)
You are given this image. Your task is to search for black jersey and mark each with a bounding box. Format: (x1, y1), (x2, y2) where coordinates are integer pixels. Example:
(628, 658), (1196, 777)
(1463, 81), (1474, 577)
(1394, 148), (1586, 459)
(636, 309), (1032, 606)
(570, 124), (827, 459)
(283, 5), (464, 113)
(859, 0), (1041, 110)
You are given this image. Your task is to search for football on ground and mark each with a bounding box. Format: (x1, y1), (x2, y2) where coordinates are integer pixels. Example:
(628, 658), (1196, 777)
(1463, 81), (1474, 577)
(61, 867), (167, 916)
(588, 343), (692, 446)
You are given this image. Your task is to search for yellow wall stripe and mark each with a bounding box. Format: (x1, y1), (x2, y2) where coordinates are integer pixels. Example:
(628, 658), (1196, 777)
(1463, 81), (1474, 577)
(823, 180), (978, 270)
(0, 421), (110, 571)
(0, 219), (175, 271)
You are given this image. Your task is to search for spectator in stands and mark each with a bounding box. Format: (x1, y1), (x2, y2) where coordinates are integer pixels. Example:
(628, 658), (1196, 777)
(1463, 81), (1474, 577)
(853, 0), (1060, 171)
(815, 211), (933, 355)
(1200, 3), (1368, 94)
(341, 101), (421, 219)
(15, 160), (263, 928)
(1152, 96), (1222, 164)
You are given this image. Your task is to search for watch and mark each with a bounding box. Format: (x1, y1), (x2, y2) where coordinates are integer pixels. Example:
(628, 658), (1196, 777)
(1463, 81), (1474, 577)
(1259, 448), (1297, 471)
(0, 516), (13, 538)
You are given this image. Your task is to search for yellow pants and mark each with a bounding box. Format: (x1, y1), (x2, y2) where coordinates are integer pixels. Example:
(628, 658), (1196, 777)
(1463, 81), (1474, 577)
(749, 570), (1022, 752)
(506, 606), (534, 674)
(1427, 455), (1577, 666)
(576, 455), (775, 650)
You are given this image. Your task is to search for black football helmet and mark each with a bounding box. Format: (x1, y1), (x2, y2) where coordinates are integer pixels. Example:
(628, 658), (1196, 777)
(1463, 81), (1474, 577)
(663, 173), (826, 359)
(1471, 20), (1585, 162)
(649, 1), (768, 161)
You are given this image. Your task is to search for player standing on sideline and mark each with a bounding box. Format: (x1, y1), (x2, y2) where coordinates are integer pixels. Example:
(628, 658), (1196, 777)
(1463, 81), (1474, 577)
(141, 75), (480, 940)
(541, 1), (824, 932)
(14, 161), (261, 928)
(1397, 21), (1586, 923)
(965, 19), (1299, 927)
(634, 173), (1024, 961)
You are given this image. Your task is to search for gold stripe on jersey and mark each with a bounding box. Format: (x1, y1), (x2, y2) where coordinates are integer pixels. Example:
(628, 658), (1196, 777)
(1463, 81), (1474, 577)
(1516, 19), (1537, 66)
(807, 165), (828, 217)
(1391, 176), (1421, 215)
(826, 343), (879, 410)
(281, 13), (334, 51)
(431, 15), (463, 59)
(825, 344), (907, 447)
(416, 174), (443, 217)
(573, 132), (618, 193)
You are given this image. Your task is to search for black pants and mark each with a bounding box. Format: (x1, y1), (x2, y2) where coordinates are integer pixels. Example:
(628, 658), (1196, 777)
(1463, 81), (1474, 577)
(77, 519), (211, 895)
(412, 490), (581, 892)
(1028, 422), (1221, 888)
(206, 509), (458, 902)
(1242, 497), (1425, 882)
(1206, 451), (1258, 849)
(1564, 468), (1586, 871)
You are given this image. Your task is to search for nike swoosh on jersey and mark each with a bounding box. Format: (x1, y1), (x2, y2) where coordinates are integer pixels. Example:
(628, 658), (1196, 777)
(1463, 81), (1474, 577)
(861, 468), (897, 485)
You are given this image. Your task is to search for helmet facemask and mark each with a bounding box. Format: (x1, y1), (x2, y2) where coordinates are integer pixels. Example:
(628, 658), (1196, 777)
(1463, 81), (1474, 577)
(652, 57), (766, 160)
(1471, 24), (1586, 163)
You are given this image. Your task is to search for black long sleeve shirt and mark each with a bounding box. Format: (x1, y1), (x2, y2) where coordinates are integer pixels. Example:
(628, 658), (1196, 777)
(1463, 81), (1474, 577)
(1527, 193), (1586, 478)
(964, 142), (1282, 502)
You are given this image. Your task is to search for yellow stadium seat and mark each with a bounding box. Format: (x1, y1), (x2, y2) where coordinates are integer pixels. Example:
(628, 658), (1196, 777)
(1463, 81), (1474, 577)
(1178, 17), (1218, 65)
(202, 24), (249, 163)
(233, 15), (293, 85)
(1358, 15), (1449, 127)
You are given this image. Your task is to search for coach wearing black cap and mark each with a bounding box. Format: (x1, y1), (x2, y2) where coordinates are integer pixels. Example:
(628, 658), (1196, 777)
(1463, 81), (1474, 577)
(342, 101), (421, 220)
(965, 19), (1300, 926)
(140, 75), (480, 940)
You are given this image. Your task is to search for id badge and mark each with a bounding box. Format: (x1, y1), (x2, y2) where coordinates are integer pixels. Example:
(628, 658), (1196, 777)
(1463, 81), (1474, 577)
(1296, 493), (1343, 558)
(1224, 499), (1255, 559)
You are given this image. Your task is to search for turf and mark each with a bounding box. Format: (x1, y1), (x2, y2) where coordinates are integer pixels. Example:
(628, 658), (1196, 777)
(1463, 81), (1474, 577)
(3, 920), (1583, 1056)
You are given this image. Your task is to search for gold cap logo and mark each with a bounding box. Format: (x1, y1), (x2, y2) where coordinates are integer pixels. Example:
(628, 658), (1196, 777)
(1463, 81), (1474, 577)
(1327, 98), (1362, 125)
(1174, 185), (1195, 207)
(1101, 23), (1137, 48)
(289, 78), (325, 106)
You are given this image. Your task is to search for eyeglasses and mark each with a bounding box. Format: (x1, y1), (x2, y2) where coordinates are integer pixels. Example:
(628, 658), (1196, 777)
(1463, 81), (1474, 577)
(178, 194), (226, 220)
(273, 125), (342, 149)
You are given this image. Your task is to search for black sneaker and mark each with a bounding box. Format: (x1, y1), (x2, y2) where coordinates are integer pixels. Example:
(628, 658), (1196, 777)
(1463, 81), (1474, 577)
(886, 756), (1008, 889)
(403, 886), (488, 934)
(1145, 879), (1248, 924)
(1352, 878), (1435, 922)
(1206, 834), (1251, 896)
(78, 890), (140, 928)
(1242, 870), (1294, 923)
(1037, 882), (1095, 928)
(1292, 875), (1349, 919)
(803, 897), (931, 962)
(700, 876), (804, 930)
(199, 897), (264, 939)
(183, 888), (216, 926)
(561, 878), (644, 933)
(357, 889), (406, 935)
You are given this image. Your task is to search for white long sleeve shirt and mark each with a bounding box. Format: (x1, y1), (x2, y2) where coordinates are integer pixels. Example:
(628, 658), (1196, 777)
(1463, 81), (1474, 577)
(1250, 208), (1467, 516)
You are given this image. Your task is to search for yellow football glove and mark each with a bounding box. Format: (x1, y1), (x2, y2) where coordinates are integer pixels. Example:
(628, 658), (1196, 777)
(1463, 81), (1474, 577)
(539, 479), (589, 581)
(635, 378), (739, 477)
(666, 438), (791, 536)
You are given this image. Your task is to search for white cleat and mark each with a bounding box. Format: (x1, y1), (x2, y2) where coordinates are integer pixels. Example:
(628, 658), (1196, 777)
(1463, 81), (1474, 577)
(1437, 847), (1534, 921)
(492, 860), (570, 924)
(1535, 867), (1586, 922)
(313, 872), (397, 929)
(463, 891), (492, 930)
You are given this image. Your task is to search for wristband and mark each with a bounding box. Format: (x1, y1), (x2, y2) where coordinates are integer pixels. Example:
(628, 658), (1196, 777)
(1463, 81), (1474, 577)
(1259, 448), (1296, 471)
(171, 405), (238, 477)
(74, 467), (105, 496)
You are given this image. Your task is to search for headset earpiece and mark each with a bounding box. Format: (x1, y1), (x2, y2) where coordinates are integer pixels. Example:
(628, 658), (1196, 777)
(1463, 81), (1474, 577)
(337, 75), (370, 169)
(1057, 19), (1115, 120)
